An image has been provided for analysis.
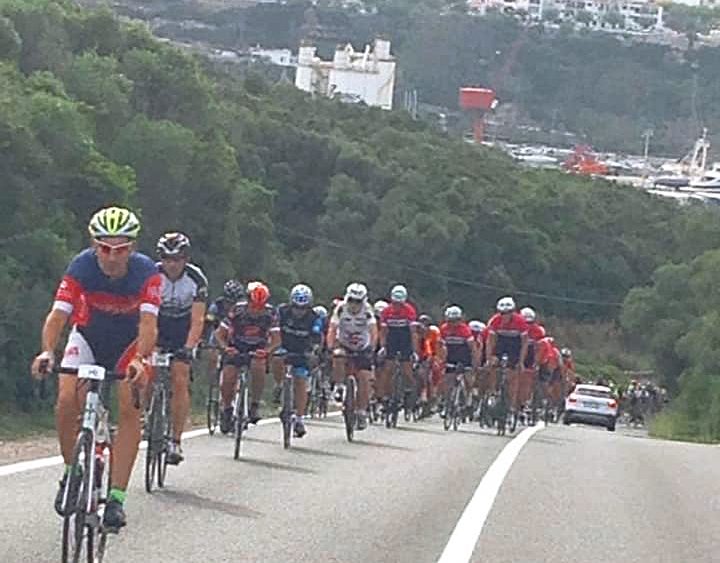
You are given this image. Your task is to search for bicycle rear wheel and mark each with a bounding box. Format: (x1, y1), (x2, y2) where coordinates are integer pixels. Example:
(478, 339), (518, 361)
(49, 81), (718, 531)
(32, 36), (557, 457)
(452, 387), (463, 431)
(442, 388), (453, 431)
(281, 375), (293, 449)
(61, 429), (93, 563)
(344, 376), (356, 442)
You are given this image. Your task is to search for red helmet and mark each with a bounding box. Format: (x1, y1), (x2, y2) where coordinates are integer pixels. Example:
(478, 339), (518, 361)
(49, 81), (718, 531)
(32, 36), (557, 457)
(247, 281), (270, 308)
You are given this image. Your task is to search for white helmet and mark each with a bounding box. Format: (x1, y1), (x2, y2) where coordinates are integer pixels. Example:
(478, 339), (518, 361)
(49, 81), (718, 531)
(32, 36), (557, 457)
(373, 299), (389, 315)
(345, 282), (368, 302)
(496, 296), (516, 313)
(469, 320), (486, 333)
(444, 305), (463, 321)
(313, 305), (328, 318)
(390, 284), (408, 303)
(520, 307), (536, 323)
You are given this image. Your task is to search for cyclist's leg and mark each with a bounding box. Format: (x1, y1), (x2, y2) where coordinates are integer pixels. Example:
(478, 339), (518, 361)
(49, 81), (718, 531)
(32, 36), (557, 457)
(356, 357), (373, 411)
(56, 328), (94, 463)
(332, 350), (346, 387)
(249, 356), (266, 405)
(293, 364), (309, 417)
(401, 358), (415, 389)
(171, 359), (191, 442)
(112, 376), (142, 491)
(220, 364), (238, 409)
(271, 355), (284, 386)
(56, 375), (84, 463)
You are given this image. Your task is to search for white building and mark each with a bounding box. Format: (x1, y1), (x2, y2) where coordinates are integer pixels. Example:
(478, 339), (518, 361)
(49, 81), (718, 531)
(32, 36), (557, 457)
(469, 0), (664, 29)
(295, 39), (396, 110)
(248, 46), (296, 67)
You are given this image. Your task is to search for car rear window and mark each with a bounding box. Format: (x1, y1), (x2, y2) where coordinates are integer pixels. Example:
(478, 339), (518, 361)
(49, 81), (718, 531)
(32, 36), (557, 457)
(577, 388), (612, 399)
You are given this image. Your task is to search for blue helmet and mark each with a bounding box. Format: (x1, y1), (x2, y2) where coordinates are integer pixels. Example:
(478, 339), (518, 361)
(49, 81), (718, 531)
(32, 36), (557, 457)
(290, 284), (313, 307)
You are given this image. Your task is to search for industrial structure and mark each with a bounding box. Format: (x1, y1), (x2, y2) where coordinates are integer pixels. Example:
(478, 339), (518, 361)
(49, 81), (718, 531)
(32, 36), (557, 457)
(459, 87), (498, 143)
(295, 39), (396, 110)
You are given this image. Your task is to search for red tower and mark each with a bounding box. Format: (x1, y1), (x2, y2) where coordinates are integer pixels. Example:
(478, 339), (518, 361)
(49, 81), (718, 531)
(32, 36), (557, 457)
(459, 87), (498, 143)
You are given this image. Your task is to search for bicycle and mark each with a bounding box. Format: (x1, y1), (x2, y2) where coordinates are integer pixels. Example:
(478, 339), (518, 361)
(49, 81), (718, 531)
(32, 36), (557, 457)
(143, 350), (174, 493)
(442, 363), (468, 431)
(230, 352), (254, 460)
(56, 364), (139, 563)
(494, 354), (511, 436)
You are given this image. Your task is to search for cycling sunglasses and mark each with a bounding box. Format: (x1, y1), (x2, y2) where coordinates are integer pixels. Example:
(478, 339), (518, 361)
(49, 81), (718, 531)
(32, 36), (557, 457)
(95, 239), (133, 256)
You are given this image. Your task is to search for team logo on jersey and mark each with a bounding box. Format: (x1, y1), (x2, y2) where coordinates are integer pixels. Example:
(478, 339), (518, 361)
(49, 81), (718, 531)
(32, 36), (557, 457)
(65, 346), (80, 357)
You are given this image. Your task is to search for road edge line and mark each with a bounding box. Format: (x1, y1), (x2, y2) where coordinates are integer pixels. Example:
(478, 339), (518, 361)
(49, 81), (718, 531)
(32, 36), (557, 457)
(0, 411), (342, 478)
(437, 423), (544, 563)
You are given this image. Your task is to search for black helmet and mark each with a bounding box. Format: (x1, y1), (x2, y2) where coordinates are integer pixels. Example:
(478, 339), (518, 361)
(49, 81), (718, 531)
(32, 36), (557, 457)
(223, 279), (245, 301)
(156, 232), (191, 258)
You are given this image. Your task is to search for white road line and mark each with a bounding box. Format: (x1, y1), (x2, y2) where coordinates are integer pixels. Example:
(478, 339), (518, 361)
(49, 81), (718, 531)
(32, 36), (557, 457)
(0, 412), (341, 478)
(437, 423), (544, 563)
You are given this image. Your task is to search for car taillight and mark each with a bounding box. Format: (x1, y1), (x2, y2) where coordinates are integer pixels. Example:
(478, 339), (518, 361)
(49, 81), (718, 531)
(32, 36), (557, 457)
(568, 395), (577, 403)
(608, 400), (617, 408)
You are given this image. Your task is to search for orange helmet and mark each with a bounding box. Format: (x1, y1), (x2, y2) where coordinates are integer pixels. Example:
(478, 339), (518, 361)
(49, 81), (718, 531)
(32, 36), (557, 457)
(247, 281), (270, 308)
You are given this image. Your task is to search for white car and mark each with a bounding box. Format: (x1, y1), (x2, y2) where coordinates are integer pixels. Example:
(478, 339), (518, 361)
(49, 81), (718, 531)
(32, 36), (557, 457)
(563, 384), (617, 432)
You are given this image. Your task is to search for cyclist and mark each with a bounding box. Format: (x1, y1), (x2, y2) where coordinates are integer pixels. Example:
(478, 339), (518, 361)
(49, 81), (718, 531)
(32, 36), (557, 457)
(155, 232), (208, 465)
(273, 285), (323, 438)
(378, 285), (419, 414)
(485, 297), (529, 415)
(536, 336), (564, 413)
(202, 279), (245, 386)
(30, 206), (161, 531)
(214, 281), (279, 432)
(561, 348), (576, 379)
(373, 299), (389, 322)
(468, 320), (487, 409)
(439, 306), (477, 417)
(204, 279), (245, 344)
(327, 283), (378, 431)
(520, 307), (546, 411)
(417, 314), (442, 416)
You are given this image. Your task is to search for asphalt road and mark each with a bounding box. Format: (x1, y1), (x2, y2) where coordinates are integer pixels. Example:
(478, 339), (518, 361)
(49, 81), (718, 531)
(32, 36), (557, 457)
(0, 417), (717, 563)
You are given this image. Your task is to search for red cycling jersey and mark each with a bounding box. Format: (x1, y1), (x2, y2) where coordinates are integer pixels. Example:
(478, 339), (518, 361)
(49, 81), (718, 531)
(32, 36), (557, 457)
(536, 337), (561, 370)
(527, 323), (546, 344)
(487, 312), (529, 337)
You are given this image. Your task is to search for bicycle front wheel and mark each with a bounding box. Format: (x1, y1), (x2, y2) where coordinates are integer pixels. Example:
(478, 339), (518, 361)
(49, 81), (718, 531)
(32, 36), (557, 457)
(233, 381), (248, 460)
(207, 383), (219, 435)
(61, 429), (94, 563)
(344, 377), (356, 442)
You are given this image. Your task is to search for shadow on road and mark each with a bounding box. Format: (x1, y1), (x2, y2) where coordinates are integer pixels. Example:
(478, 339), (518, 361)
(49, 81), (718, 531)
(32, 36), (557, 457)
(237, 457), (317, 474)
(351, 440), (414, 452)
(155, 489), (262, 519)
(291, 446), (356, 460)
(393, 425), (446, 436)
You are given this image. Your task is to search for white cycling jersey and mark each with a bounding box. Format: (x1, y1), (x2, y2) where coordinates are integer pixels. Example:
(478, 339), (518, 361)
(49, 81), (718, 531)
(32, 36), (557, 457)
(329, 300), (376, 351)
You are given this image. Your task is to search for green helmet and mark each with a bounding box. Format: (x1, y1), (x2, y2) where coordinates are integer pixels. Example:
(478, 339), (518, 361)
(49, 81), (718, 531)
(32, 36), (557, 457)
(88, 206), (141, 239)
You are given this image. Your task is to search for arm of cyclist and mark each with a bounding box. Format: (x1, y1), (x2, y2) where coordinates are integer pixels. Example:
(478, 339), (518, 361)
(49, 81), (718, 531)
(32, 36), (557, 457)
(518, 333), (529, 368)
(485, 332), (498, 366)
(369, 320), (379, 352)
(127, 311), (159, 387)
(31, 308), (70, 378)
(185, 301), (207, 351)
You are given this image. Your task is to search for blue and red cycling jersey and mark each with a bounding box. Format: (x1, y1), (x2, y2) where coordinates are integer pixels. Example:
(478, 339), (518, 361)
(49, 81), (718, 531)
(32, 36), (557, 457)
(53, 248), (162, 367)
